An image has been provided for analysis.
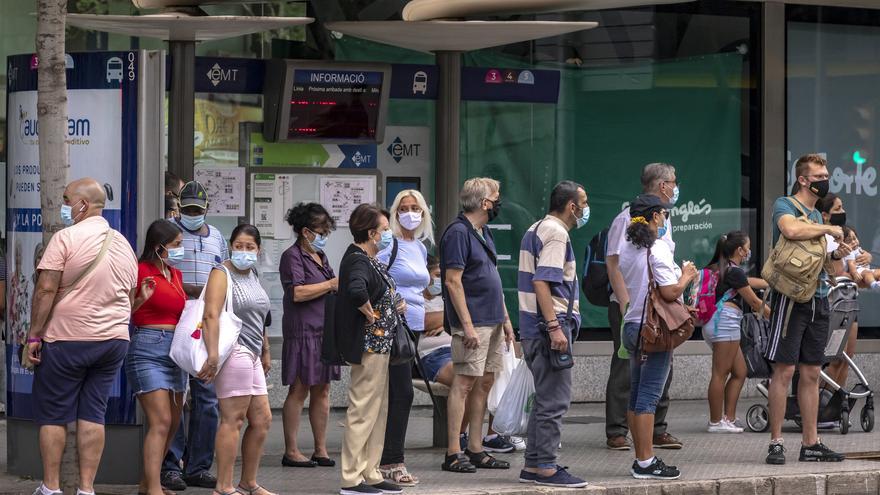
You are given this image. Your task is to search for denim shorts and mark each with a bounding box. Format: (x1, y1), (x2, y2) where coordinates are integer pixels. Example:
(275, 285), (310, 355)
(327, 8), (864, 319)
(124, 327), (187, 395)
(420, 346), (452, 382)
(704, 306), (743, 344)
(623, 321), (671, 415)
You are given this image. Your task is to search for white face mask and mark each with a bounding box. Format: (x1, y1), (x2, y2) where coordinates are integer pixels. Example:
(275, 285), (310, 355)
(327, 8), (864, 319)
(398, 211), (422, 231)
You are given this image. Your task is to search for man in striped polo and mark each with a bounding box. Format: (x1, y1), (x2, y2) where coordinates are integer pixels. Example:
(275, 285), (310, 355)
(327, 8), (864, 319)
(516, 180), (589, 488)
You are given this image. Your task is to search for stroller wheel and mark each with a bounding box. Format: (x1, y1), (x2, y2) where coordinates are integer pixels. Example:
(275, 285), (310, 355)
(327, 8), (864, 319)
(861, 406), (874, 432)
(840, 410), (850, 435)
(747, 404), (769, 432)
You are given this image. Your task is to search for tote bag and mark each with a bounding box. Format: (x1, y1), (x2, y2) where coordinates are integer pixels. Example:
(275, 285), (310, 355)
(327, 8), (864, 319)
(170, 265), (243, 376)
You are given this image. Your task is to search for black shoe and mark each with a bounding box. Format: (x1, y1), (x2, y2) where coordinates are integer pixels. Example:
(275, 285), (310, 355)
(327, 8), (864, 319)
(799, 442), (845, 462)
(766, 443), (786, 465)
(630, 457), (680, 480)
(183, 471), (217, 488)
(160, 471), (187, 491)
(370, 481), (403, 494)
(340, 483), (382, 495)
(282, 455), (317, 467)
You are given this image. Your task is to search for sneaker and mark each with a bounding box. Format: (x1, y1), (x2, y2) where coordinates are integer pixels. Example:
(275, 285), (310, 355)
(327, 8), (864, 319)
(340, 483), (382, 495)
(459, 432), (468, 451)
(507, 436), (527, 451)
(726, 417), (746, 429)
(630, 457), (680, 480)
(766, 442), (786, 465)
(518, 470), (539, 484)
(606, 435), (632, 450)
(799, 442), (845, 462)
(652, 432), (682, 449)
(183, 471), (217, 489)
(817, 421), (837, 430)
(161, 471), (187, 491)
(370, 481), (403, 494)
(534, 466), (589, 488)
(482, 434), (515, 453)
(33, 484), (62, 495)
(708, 420), (743, 433)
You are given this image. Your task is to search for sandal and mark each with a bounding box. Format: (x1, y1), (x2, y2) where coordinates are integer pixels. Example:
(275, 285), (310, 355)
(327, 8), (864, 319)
(441, 453), (476, 473)
(238, 485), (277, 495)
(380, 465), (419, 486)
(465, 449), (510, 469)
(212, 491), (241, 495)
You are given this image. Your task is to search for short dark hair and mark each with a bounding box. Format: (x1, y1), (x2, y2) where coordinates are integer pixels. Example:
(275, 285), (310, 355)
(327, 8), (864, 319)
(140, 219), (182, 262)
(286, 202), (336, 236)
(548, 180), (584, 213)
(165, 171), (183, 194)
(231, 223), (262, 247)
(349, 204), (385, 243)
(815, 193), (840, 214)
(427, 254), (439, 270)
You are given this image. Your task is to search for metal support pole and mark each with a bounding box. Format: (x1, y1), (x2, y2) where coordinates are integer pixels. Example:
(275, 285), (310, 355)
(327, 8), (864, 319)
(761, 2), (786, 251)
(168, 40), (195, 182)
(435, 51), (462, 227)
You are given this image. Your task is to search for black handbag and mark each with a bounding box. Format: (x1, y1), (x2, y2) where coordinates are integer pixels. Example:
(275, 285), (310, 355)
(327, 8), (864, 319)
(366, 253), (416, 366)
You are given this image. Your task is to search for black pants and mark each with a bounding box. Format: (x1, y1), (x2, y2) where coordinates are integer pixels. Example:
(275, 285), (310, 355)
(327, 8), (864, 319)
(605, 301), (672, 438)
(380, 361), (414, 465)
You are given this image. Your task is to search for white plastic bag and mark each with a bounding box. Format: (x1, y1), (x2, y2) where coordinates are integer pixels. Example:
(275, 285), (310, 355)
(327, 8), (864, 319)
(492, 359), (535, 436)
(169, 266), (242, 376)
(487, 345), (518, 414)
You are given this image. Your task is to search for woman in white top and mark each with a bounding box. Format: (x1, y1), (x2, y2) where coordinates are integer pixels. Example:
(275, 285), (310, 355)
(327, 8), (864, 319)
(619, 195), (696, 481)
(376, 190), (433, 486)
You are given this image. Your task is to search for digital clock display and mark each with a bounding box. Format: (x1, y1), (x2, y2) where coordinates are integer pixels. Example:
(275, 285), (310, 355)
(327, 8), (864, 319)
(286, 69), (385, 141)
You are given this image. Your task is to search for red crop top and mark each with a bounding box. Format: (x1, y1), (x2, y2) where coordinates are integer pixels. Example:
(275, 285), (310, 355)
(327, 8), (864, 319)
(131, 261), (187, 327)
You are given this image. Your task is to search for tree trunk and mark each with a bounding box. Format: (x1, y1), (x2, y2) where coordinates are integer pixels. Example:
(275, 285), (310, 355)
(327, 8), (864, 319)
(36, 1), (76, 494)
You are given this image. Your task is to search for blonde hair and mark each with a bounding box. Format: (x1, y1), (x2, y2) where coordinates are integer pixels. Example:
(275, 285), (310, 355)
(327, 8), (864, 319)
(460, 177), (500, 213)
(390, 189), (435, 245)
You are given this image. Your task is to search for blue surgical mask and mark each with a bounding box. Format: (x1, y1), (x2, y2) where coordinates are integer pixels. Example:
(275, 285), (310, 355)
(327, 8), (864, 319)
(670, 186), (680, 205)
(576, 205), (591, 229)
(60, 205), (74, 226)
(658, 224), (668, 238)
(428, 277), (442, 296)
(309, 231), (328, 252)
(376, 229), (394, 251)
(164, 246), (185, 266)
(179, 214), (205, 231)
(231, 250), (258, 270)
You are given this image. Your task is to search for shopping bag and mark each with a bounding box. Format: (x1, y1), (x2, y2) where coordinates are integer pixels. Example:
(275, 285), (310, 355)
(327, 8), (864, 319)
(487, 345), (519, 414)
(492, 360), (535, 436)
(170, 266), (242, 376)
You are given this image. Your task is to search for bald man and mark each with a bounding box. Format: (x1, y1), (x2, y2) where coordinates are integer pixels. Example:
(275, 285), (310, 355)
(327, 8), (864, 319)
(26, 178), (138, 495)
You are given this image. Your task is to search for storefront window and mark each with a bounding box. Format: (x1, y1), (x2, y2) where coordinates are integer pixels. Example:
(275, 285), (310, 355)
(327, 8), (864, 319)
(788, 6), (880, 330)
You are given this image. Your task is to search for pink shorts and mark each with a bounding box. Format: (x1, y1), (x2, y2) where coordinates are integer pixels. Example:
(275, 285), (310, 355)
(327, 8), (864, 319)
(214, 346), (268, 399)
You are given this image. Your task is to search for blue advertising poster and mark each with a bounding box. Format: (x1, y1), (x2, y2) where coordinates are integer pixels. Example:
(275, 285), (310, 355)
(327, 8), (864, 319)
(5, 51), (140, 424)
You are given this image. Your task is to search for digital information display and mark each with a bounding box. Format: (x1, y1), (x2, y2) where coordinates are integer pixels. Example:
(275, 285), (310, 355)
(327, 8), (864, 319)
(286, 69), (384, 141)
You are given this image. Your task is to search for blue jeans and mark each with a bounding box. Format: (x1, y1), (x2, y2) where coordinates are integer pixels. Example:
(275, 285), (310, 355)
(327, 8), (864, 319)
(623, 322), (672, 415)
(162, 377), (218, 476)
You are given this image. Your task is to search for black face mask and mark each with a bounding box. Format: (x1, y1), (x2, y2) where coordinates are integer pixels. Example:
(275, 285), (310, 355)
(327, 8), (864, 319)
(487, 198), (502, 222)
(808, 179), (830, 198)
(829, 212), (847, 226)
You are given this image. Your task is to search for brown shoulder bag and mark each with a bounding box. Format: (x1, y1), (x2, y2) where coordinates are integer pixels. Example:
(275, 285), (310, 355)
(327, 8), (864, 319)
(640, 248), (696, 353)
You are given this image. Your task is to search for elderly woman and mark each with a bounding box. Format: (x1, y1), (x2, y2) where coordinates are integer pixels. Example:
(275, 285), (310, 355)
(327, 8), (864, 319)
(377, 190), (433, 486)
(279, 203), (340, 468)
(322, 204), (406, 495)
(619, 194), (696, 480)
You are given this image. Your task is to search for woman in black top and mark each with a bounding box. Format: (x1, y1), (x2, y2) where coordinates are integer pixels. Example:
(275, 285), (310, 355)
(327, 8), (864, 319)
(321, 204), (406, 495)
(703, 231), (769, 433)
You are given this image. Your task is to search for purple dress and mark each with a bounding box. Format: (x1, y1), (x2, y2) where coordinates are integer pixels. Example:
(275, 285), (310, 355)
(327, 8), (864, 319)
(280, 243), (341, 386)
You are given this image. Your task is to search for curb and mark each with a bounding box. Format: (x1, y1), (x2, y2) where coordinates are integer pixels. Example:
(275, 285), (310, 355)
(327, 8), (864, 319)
(424, 470), (880, 495)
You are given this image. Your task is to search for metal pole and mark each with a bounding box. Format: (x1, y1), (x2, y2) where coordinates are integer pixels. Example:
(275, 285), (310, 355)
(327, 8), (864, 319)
(168, 40), (195, 181)
(761, 2), (786, 252)
(435, 50), (462, 227)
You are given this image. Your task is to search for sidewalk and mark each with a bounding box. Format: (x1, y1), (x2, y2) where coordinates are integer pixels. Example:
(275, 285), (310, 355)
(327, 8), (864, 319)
(2, 399), (879, 495)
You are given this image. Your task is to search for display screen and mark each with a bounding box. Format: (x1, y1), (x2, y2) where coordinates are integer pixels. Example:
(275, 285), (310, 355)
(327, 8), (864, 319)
(286, 69), (384, 141)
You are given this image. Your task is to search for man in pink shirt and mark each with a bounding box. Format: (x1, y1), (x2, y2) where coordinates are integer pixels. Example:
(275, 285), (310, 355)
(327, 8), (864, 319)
(25, 178), (138, 495)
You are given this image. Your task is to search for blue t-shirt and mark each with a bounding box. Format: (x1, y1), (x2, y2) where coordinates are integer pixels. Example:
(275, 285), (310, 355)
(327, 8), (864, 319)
(378, 238), (430, 331)
(771, 196), (830, 298)
(440, 213), (506, 328)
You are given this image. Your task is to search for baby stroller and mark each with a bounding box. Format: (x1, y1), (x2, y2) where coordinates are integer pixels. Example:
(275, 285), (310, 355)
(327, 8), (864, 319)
(746, 278), (875, 434)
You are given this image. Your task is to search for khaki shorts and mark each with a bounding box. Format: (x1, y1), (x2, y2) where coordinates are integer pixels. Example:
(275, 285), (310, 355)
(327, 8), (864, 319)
(451, 324), (505, 377)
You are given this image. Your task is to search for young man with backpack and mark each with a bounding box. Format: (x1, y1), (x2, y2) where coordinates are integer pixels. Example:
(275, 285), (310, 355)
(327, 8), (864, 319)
(763, 154), (851, 465)
(603, 163), (682, 451)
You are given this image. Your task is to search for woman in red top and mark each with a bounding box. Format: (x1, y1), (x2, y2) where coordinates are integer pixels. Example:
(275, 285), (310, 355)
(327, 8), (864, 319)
(125, 219), (188, 495)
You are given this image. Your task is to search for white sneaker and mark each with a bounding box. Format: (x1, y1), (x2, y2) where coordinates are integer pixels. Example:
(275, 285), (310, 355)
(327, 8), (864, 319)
(507, 436), (527, 451)
(708, 420), (743, 433)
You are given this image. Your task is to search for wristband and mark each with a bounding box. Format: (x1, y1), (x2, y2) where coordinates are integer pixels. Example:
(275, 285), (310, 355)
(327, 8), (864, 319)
(27, 338), (41, 344)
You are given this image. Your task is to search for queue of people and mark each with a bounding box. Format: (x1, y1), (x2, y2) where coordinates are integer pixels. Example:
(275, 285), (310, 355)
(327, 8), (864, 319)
(23, 154), (860, 495)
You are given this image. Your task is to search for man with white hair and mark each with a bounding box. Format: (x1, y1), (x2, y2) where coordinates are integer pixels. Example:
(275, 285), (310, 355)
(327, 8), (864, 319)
(440, 177), (515, 473)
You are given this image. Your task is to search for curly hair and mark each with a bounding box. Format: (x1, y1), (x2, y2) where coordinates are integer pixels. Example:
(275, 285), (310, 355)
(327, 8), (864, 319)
(286, 202), (336, 236)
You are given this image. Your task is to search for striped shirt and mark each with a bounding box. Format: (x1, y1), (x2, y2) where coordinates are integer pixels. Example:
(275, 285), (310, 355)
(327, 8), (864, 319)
(517, 215), (580, 340)
(176, 221), (229, 288)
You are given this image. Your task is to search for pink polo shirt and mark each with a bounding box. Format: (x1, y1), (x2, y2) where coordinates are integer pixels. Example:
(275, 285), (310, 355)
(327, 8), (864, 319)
(37, 216), (138, 343)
